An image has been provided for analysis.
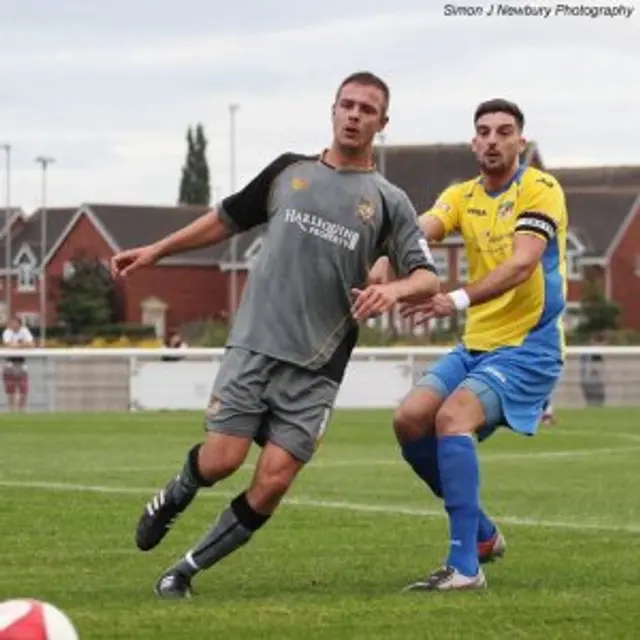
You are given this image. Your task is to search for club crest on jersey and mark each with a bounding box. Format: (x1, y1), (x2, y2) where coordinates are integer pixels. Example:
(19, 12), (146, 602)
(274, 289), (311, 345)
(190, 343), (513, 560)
(291, 177), (309, 191)
(356, 197), (376, 224)
(498, 200), (514, 219)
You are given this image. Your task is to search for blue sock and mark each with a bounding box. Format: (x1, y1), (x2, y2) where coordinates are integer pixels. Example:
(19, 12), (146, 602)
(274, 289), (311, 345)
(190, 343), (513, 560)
(401, 435), (442, 498)
(437, 435), (480, 577)
(401, 435), (497, 543)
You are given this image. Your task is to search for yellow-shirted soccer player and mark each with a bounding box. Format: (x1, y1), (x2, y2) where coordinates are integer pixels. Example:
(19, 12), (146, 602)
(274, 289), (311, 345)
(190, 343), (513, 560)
(373, 99), (568, 592)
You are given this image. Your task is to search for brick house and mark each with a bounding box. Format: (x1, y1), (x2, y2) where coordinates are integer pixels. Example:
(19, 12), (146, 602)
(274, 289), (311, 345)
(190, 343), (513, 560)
(0, 204), (261, 337)
(551, 166), (640, 329)
(2, 148), (639, 337)
(0, 206), (77, 327)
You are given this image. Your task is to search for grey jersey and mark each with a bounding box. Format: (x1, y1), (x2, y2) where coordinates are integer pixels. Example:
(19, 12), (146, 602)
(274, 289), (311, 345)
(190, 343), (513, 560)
(219, 152), (436, 382)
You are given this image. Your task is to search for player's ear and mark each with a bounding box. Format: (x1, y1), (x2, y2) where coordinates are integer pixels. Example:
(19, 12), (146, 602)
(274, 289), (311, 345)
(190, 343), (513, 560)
(518, 135), (527, 154)
(470, 136), (479, 153)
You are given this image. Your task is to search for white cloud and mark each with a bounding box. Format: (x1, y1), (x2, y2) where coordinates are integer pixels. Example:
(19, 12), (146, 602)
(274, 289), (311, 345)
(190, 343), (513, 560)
(0, 11), (438, 74)
(0, 1), (637, 210)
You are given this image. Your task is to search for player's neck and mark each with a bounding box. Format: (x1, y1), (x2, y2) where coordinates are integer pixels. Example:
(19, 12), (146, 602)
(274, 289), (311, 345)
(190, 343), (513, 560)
(481, 162), (521, 193)
(321, 145), (375, 171)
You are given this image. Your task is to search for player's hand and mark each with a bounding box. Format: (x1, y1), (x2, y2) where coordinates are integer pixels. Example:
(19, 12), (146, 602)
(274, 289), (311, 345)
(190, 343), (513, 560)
(110, 244), (161, 278)
(399, 293), (456, 323)
(350, 283), (399, 322)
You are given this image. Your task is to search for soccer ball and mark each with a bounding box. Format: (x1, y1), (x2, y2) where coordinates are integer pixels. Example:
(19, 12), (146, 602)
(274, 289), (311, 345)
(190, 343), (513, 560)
(0, 599), (78, 639)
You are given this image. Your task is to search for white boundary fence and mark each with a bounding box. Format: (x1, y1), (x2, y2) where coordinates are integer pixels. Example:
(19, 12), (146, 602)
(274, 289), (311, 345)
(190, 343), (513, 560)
(0, 347), (637, 413)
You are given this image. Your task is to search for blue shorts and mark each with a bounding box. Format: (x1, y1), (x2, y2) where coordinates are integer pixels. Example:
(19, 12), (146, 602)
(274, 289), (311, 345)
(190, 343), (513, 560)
(417, 343), (563, 441)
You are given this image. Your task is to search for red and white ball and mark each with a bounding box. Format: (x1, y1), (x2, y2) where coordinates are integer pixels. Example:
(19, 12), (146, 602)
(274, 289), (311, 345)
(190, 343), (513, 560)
(0, 599), (78, 640)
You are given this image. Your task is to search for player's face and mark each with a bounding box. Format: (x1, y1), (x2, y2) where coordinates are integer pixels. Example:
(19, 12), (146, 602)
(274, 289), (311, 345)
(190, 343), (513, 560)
(332, 83), (388, 154)
(472, 112), (525, 175)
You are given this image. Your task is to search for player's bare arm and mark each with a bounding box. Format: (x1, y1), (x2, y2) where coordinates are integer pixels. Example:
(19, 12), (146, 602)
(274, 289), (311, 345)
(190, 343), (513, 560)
(112, 152), (295, 280)
(401, 233), (546, 320)
(150, 209), (231, 260)
(111, 209), (231, 278)
(419, 213), (447, 242)
(456, 232), (545, 306)
(352, 267), (439, 321)
(367, 256), (393, 284)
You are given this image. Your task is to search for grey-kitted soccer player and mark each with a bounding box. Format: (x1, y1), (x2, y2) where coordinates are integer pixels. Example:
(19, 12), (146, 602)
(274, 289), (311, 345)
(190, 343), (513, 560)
(110, 71), (440, 599)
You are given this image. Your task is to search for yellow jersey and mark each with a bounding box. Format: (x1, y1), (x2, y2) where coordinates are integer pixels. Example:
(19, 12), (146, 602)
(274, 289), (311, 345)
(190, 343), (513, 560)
(425, 165), (568, 357)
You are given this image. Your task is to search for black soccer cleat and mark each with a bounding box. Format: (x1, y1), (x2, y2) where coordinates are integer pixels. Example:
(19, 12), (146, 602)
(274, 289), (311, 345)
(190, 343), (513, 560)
(154, 570), (194, 600)
(135, 478), (191, 551)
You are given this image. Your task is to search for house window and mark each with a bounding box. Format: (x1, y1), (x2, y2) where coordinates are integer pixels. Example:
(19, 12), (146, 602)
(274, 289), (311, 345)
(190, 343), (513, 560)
(566, 252), (582, 281)
(14, 244), (38, 293)
(17, 262), (37, 292)
(431, 249), (450, 281)
(456, 251), (468, 283)
(63, 261), (76, 280)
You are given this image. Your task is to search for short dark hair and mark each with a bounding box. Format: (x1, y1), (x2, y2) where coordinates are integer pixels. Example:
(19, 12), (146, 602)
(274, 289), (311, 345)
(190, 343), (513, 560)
(336, 71), (390, 114)
(474, 98), (525, 130)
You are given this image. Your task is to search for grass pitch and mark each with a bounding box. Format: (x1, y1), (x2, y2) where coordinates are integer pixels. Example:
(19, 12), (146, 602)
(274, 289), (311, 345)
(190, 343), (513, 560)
(1, 408), (640, 639)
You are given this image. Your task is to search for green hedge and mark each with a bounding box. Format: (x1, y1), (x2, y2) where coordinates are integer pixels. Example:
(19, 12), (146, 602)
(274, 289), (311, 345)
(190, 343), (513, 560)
(30, 324), (157, 341)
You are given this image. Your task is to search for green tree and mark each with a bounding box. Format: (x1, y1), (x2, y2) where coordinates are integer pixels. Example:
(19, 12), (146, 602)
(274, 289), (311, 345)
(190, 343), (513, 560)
(56, 255), (118, 334)
(577, 279), (620, 336)
(178, 123), (210, 205)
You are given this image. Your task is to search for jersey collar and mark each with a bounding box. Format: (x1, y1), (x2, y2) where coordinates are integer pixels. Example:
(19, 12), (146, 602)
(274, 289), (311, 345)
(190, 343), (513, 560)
(318, 149), (377, 173)
(481, 163), (525, 198)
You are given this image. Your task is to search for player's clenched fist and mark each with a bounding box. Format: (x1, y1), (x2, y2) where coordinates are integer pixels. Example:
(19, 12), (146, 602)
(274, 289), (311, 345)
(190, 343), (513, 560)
(110, 244), (160, 278)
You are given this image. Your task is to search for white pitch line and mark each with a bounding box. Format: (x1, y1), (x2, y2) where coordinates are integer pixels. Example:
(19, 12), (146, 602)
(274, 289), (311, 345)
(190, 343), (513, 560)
(58, 445), (640, 474)
(547, 429), (640, 443)
(1, 479), (639, 534)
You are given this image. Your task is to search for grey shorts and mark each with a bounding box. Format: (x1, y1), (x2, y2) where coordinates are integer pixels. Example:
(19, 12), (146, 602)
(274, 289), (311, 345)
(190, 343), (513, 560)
(204, 348), (340, 463)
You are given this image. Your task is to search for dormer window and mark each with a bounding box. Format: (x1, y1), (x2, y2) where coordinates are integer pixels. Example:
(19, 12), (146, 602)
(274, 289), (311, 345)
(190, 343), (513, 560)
(13, 243), (38, 292)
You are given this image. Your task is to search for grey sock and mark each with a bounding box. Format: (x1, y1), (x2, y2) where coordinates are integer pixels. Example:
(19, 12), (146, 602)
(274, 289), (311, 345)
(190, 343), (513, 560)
(167, 444), (212, 509)
(172, 492), (270, 578)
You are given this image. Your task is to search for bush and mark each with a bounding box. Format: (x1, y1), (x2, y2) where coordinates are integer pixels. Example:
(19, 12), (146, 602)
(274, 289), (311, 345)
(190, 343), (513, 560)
(198, 321), (230, 347)
(92, 324), (157, 340)
(32, 323), (157, 346)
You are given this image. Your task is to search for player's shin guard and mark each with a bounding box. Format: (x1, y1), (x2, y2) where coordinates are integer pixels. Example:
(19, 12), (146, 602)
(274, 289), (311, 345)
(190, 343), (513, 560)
(437, 434), (480, 578)
(172, 491), (271, 578)
(169, 443), (214, 508)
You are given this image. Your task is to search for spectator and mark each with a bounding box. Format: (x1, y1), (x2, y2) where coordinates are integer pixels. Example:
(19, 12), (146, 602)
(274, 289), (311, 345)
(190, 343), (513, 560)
(2, 315), (35, 412)
(162, 330), (188, 362)
(580, 332), (606, 407)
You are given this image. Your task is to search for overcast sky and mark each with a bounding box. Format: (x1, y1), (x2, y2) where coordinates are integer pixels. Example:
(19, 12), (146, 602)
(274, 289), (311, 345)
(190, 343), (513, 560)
(1, 0), (638, 211)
